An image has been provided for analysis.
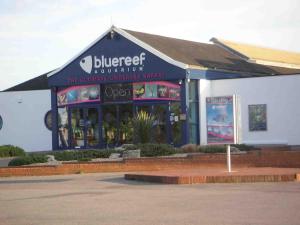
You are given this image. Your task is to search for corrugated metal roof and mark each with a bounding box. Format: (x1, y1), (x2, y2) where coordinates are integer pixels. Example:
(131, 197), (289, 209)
(211, 38), (300, 68)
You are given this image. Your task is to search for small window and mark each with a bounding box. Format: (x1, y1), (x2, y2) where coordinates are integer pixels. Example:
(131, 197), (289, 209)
(44, 110), (52, 130)
(0, 115), (3, 130)
(248, 104), (267, 131)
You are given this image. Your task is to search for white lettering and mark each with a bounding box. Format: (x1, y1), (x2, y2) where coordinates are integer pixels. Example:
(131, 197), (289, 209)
(112, 58), (119, 67)
(125, 57), (132, 66)
(132, 56), (140, 66)
(82, 52), (146, 74)
(94, 56), (101, 68)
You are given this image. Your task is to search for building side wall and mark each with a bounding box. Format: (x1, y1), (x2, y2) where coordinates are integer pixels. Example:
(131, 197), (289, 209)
(208, 74), (300, 145)
(0, 90), (52, 152)
(199, 79), (211, 145)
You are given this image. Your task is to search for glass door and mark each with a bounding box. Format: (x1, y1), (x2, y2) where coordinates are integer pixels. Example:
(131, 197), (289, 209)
(119, 104), (133, 144)
(102, 105), (118, 146)
(70, 108), (85, 148)
(86, 108), (100, 147)
(152, 105), (168, 143)
(70, 107), (100, 149)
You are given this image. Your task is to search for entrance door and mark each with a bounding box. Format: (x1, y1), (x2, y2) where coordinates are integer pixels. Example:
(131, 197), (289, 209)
(102, 104), (133, 147)
(70, 107), (100, 149)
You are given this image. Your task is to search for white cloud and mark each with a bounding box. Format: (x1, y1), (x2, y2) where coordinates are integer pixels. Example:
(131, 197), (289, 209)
(0, 0), (299, 90)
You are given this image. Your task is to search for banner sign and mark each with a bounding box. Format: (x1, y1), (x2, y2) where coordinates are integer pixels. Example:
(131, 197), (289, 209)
(133, 81), (180, 101)
(206, 96), (237, 144)
(48, 33), (185, 87)
(57, 85), (100, 106)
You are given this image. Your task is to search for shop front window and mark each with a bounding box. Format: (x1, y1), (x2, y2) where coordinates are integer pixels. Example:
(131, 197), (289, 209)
(87, 108), (100, 147)
(119, 104), (133, 144)
(153, 105), (167, 143)
(58, 107), (69, 148)
(71, 108), (84, 148)
(103, 105), (118, 146)
(170, 102), (182, 145)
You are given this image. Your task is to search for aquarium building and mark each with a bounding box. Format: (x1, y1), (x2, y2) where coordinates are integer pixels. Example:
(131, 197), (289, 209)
(1, 26), (300, 151)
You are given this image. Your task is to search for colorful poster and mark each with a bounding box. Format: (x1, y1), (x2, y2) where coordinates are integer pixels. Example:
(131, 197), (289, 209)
(133, 83), (145, 99)
(145, 83), (158, 98)
(157, 85), (169, 98)
(57, 85), (100, 106)
(248, 104), (267, 131)
(133, 81), (180, 100)
(206, 96), (235, 144)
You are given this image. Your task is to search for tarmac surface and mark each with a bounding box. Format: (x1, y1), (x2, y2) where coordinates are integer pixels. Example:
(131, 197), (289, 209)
(0, 172), (300, 225)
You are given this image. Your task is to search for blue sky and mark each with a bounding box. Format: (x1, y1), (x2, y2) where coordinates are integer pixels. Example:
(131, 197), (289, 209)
(0, 0), (300, 90)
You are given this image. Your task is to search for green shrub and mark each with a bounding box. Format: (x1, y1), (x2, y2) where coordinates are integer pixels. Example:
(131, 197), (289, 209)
(123, 144), (138, 150)
(137, 143), (176, 157)
(8, 155), (47, 166)
(132, 111), (155, 143)
(30, 149), (116, 161)
(0, 145), (26, 158)
(197, 145), (226, 153)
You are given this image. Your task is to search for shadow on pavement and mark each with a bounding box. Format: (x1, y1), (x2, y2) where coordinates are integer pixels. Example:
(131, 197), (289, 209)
(0, 179), (72, 184)
(98, 176), (161, 186)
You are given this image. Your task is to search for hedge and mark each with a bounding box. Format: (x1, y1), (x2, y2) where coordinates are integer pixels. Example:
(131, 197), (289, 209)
(29, 149), (117, 161)
(0, 145), (26, 158)
(197, 145), (226, 153)
(137, 143), (176, 157)
(8, 155), (47, 166)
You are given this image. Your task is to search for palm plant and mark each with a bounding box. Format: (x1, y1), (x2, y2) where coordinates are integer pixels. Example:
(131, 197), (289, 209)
(132, 111), (155, 143)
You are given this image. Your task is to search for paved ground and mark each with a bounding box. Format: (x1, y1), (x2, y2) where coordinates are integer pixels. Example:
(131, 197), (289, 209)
(0, 172), (300, 225)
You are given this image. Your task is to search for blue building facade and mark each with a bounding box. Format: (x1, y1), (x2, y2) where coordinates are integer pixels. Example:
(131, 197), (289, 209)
(48, 27), (201, 149)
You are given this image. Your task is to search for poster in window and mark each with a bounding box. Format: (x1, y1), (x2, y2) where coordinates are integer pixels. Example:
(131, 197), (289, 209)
(206, 96), (236, 144)
(57, 85), (100, 106)
(248, 104), (267, 131)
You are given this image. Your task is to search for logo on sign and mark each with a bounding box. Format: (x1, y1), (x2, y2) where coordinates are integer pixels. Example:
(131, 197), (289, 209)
(79, 52), (146, 74)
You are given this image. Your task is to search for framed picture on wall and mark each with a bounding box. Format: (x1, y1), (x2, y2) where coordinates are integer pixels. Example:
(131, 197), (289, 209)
(248, 104), (267, 131)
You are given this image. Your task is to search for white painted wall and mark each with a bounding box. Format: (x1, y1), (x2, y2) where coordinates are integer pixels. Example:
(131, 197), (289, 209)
(0, 90), (52, 152)
(199, 79), (211, 145)
(203, 74), (300, 145)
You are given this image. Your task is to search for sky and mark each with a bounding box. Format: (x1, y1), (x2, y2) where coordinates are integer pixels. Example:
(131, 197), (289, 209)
(0, 0), (300, 91)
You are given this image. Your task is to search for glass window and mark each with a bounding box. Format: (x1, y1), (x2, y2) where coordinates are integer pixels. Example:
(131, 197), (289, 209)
(170, 102), (182, 145)
(188, 80), (197, 101)
(188, 80), (199, 144)
(249, 104), (267, 131)
(44, 110), (52, 130)
(0, 115), (3, 130)
(189, 102), (197, 124)
(153, 105), (167, 143)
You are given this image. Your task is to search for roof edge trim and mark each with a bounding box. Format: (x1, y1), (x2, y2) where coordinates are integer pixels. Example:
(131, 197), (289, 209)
(48, 26), (187, 78)
(116, 27), (187, 69)
(248, 59), (300, 69)
(210, 37), (250, 61)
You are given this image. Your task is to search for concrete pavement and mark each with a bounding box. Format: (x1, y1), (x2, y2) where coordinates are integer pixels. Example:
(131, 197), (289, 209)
(0, 172), (300, 225)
